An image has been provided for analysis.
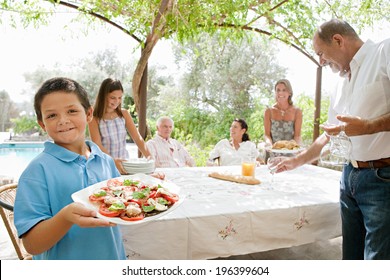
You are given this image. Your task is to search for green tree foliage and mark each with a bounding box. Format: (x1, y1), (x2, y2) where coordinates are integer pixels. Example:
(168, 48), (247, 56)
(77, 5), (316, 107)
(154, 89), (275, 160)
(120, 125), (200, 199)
(75, 48), (135, 102)
(145, 63), (178, 121)
(21, 48), (136, 107)
(295, 94), (330, 146)
(172, 33), (287, 116)
(11, 115), (43, 135)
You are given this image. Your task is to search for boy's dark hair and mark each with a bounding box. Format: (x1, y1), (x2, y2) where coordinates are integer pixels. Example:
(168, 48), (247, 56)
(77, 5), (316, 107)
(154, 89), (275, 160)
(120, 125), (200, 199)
(34, 77), (91, 121)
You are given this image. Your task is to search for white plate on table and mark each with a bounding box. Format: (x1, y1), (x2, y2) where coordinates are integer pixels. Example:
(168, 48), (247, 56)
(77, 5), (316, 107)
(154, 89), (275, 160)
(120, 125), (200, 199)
(123, 158), (154, 166)
(71, 173), (184, 226)
(122, 162), (154, 167)
(124, 169), (155, 175)
(268, 148), (304, 154)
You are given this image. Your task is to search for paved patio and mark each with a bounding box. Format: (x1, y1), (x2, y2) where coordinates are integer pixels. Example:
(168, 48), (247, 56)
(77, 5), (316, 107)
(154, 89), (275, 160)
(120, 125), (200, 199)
(0, 217), (341, 260)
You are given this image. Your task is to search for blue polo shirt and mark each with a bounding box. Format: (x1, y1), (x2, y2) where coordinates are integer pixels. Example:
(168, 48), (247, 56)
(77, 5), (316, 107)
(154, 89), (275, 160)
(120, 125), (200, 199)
(14, 141), (126, 260)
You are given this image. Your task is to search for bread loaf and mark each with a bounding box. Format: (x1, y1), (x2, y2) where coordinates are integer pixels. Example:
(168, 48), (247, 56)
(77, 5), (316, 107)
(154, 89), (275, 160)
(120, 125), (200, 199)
(208, 172), (261, 185)
(272, 140), (299, 150)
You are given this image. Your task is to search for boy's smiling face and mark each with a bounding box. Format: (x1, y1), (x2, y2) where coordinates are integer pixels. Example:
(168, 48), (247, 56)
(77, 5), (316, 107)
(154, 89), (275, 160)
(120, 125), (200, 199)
(38, 91), (93, 152)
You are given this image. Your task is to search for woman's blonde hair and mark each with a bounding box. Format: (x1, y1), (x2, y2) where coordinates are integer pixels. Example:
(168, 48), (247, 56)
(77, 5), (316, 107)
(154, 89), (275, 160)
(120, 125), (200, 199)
(275, 79), (294, 105)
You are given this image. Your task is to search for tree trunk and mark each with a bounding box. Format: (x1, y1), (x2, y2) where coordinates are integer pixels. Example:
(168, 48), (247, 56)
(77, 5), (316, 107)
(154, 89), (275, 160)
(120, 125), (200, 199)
(131, 0), (173, 157)
(137, 62), (148, 157)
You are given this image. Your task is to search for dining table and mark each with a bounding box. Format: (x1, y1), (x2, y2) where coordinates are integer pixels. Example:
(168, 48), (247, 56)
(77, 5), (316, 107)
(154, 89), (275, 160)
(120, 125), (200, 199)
(120, 164), (342, 260)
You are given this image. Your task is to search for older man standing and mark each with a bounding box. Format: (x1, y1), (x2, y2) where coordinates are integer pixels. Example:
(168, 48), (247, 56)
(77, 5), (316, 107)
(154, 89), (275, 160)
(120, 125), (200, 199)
(146, 116), (195, 168)
(275, 19), (390, 259)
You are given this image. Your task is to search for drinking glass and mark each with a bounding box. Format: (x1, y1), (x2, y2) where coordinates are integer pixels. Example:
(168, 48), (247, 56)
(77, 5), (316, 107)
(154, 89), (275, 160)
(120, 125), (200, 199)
(241, 156), (256, 177)
(320, 125), (352, 166)
(266, 156), (278, 187)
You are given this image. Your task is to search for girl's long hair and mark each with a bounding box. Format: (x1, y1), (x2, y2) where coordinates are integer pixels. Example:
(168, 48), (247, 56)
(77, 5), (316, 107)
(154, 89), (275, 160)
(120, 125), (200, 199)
(93, 78), (124, 119)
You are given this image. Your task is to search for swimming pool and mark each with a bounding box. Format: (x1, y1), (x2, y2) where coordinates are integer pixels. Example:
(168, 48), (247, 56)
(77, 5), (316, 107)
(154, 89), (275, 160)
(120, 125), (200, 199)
(0, 142), (44, 181)
(0, 142), (138, 182)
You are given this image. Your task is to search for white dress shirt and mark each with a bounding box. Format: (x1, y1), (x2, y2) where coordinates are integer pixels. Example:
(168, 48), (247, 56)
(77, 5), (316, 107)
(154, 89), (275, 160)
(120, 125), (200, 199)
(328, 39), (390, 161)
(208, 139), (259, 166)
(146, 134), (195, 168)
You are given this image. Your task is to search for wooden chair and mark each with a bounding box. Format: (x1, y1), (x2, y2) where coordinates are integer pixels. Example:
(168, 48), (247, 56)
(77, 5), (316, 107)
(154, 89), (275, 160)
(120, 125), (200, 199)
(0, 183), (32, 260)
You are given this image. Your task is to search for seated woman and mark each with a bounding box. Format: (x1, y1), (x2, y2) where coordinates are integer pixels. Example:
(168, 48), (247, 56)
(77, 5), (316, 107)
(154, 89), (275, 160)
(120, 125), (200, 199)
(207, 118), (259, 166)
(264, 79), (303, 147)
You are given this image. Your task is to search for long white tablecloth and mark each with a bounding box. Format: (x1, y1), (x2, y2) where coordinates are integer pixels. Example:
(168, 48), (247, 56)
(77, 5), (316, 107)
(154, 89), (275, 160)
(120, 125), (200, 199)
(121, 164), (342, 259)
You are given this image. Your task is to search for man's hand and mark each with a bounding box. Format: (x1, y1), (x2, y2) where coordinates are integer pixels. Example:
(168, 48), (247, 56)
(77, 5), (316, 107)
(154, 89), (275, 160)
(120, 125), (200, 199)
(274, 156), (303, 173)
(320, 115), (369, 136)
(336, 115), (370, 136)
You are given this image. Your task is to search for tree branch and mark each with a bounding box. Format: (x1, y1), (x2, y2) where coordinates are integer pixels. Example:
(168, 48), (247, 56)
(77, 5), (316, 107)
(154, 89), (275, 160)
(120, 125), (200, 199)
(58, 1), (142, 43)
(246, 0), (290, 26)
(214, 23), (320, 67)
(266, 17), (307, 50)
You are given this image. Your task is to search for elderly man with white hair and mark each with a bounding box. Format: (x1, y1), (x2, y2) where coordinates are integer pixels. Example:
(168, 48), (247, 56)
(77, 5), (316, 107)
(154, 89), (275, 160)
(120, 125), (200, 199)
(146, 116), (195, 168)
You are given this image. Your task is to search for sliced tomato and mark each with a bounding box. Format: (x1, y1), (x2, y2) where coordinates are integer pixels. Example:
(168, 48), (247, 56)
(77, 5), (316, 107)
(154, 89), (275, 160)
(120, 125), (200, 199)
(107, 178), (123, 187)
(89, 194), (106, 202)
(120, 212), (144, 221)
(129, 199), (142, 206)
(98, 203), (122, 217)
(161, 193), (179, 204)
(123, 186), (138, 192)
(149, 190), (157, 199)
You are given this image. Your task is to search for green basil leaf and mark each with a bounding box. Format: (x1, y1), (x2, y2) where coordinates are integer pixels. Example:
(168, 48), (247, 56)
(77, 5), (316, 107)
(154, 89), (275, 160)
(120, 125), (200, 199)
(94, 189), (106, 197)
(108, 202), (125, 211)
(142, 205), (155, 212)
(123, 179), (139, 186)
(157, 197), (169, 205)
(132, 191), (146, 199)
(112, 190), (123, 197)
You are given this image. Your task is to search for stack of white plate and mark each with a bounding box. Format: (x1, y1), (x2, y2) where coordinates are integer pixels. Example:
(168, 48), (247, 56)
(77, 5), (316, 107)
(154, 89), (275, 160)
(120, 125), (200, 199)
(122, 158), (155, 174)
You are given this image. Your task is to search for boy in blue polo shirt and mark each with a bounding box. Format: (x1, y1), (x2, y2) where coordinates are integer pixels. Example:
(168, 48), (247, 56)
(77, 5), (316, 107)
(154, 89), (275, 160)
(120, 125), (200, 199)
(14, 77), (126, 260)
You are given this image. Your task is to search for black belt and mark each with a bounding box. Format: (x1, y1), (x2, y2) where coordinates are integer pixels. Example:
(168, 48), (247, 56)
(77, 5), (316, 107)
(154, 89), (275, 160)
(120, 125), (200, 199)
(351, 158), (390, 169)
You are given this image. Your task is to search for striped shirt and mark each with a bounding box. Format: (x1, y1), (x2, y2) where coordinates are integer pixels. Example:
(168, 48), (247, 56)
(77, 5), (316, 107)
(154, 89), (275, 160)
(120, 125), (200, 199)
(98, 117), (129, 159)
(146, 135), (195, 168)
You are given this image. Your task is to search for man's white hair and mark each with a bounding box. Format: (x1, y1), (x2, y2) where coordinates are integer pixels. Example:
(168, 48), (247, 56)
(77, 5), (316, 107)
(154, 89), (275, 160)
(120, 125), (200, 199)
(156, 116), (174, 127)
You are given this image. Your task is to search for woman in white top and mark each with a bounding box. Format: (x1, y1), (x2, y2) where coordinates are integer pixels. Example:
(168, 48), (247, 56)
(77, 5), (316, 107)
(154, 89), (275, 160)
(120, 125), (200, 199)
(207, 118), (259, 166)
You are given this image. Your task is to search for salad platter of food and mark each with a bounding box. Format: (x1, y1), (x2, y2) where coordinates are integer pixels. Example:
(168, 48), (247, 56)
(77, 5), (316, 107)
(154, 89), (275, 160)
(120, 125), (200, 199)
(71, 174), (183, 225)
